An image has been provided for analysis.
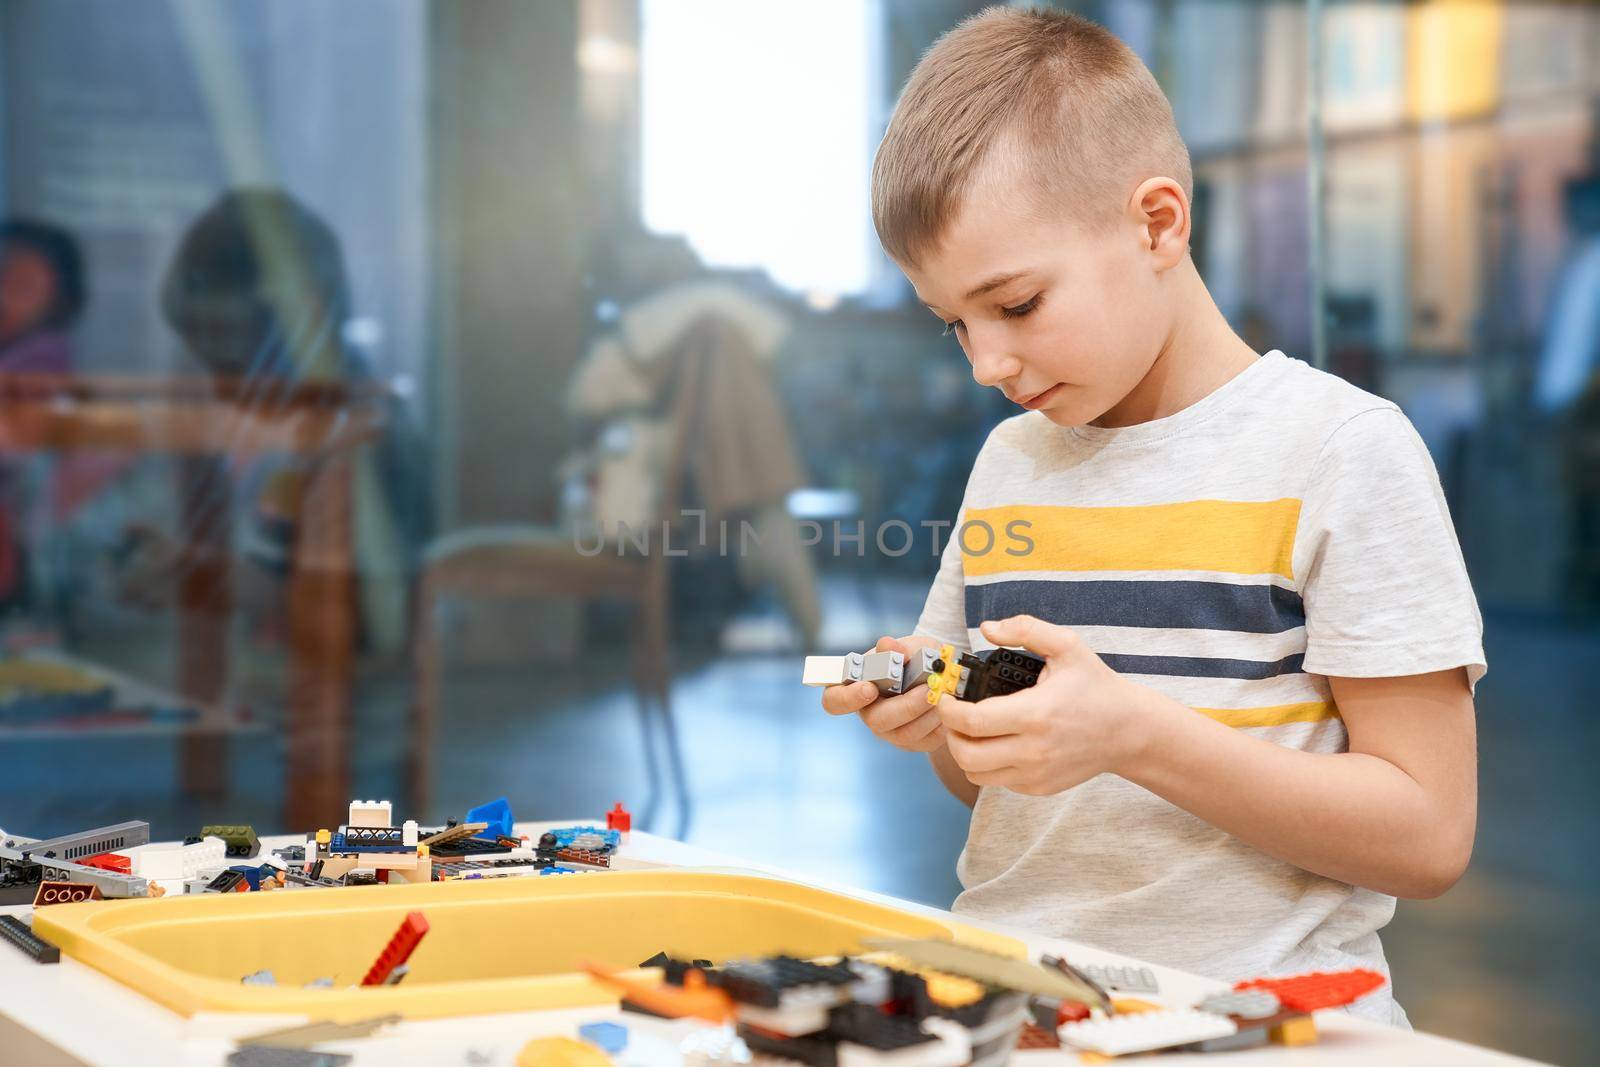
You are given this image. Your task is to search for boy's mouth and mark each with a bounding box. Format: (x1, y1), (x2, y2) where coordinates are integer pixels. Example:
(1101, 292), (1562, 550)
(1013, 383), (1064, 410)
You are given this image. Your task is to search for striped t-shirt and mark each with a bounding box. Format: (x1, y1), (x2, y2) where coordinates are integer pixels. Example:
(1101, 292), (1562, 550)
(915, 351), (1484, 1027)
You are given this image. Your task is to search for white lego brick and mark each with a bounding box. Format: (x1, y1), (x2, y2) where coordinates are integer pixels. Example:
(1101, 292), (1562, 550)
(347, 800), (393, 828)
(803, 655), (859, 687)
(1059, 1009), (1236, 1055)
(134, 836), (227, 881)
(401, 820), (418, 847)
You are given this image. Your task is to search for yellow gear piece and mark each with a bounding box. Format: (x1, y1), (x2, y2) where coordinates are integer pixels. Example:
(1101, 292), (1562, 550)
(925, 644), (962, 705)
(516, 1036), (612, 1066)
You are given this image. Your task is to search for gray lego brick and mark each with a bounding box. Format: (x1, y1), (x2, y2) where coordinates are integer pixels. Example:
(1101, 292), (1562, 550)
(1080, 963), (1160, 994)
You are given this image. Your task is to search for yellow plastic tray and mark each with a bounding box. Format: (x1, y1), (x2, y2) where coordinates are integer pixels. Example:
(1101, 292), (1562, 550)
(33, 868), (1022, 1020)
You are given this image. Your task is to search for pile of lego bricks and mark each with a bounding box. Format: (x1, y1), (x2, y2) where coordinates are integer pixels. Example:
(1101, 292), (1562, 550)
(624, 950), (1032, 1067)
(0, 820), (157, 905)
(589, 940), (1386, 1065)
(0, 796), (637, 914)
(1020, 961), (1387, 1058)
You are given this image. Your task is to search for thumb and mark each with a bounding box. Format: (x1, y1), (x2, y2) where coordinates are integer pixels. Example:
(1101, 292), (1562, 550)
(874, 634), (914, 655)
(978, 614), (1077, 659)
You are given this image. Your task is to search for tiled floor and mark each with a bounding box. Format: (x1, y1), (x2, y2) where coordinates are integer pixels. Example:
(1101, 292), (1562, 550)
(4, 574), (1594, 1064)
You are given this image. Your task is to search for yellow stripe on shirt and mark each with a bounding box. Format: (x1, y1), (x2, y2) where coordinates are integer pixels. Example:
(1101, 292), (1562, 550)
(1196, 701), (1339, 728)
(961, 500), (1302, 580)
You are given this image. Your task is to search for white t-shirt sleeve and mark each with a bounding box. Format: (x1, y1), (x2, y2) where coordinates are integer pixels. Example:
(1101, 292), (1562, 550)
(1295, 406), (1486, 687)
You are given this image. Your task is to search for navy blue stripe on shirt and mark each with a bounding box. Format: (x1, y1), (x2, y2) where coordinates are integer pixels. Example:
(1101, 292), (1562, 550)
(1099, 652), (1306, 680)
(964, 578), (1306, 634)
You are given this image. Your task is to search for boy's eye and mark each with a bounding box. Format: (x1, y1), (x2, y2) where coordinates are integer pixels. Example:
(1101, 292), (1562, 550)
(1001, 295), (1040, 319)
(941, 319), (964, 337)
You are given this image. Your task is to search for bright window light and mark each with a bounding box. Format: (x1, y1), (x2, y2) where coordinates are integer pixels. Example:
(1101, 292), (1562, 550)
(640, 0), (879, 298)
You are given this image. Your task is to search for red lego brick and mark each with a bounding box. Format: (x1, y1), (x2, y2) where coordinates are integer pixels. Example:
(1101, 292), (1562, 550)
(79, 852), (132, 874)
(361, 911), (429, 986)
(1235, 968), (1384, 1013)
(606, 802), (632, 833)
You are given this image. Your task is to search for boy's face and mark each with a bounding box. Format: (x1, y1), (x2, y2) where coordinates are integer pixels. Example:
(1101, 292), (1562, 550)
(898, 174), (1174, 428)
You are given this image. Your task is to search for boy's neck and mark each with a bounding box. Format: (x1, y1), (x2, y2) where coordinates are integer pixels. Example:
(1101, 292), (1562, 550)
(1091, 258), (1260, 429)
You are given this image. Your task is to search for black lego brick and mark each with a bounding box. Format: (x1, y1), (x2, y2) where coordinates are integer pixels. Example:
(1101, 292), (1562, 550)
(0, 914), (60, 964)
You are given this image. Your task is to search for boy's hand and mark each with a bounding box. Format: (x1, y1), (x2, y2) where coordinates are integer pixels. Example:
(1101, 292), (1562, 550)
(940, 615), (1151, 795)
(819, 634), (948, 753)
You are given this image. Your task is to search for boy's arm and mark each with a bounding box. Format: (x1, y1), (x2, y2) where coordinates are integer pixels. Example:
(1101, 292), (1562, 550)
(1118, 668), (1477, 899)
(939, 616), (1477, 900)
(929, 742), (980, 808)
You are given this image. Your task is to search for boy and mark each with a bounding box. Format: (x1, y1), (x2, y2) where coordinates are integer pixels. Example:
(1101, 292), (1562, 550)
(821, 7), (1481, 1027)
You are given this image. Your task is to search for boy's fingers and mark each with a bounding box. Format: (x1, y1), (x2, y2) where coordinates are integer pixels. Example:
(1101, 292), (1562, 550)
(947, 730), (1022, 774)
(858, 689), (934, 734)
(876, 633), (944, 656)
(978, 615), (1077, 659)
(884, 709), (943, 749)
(821, 680), (879, 716)
(937, 695), (1025, 739)
(963, 767), (1021, 789)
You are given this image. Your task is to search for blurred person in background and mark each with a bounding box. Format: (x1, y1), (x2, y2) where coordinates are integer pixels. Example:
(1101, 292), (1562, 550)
(0, 219), (84, 375)
(116, 188), (430, 657)
(0, 218), (103, 620)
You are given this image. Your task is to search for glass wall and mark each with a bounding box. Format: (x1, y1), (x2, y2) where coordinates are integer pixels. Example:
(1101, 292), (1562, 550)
(0, 2), (1593, 1060)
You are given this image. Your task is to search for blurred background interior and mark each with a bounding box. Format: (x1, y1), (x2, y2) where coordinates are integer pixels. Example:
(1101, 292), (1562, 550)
(0, 0), (1595, 1061)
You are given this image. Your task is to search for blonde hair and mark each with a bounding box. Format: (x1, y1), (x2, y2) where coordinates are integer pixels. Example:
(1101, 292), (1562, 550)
(872, 6), (1191, 265)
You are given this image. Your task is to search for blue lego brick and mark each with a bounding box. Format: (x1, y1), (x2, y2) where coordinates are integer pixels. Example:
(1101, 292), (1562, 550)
(328, 828), (410, 854)
(228, 865), (264, 891)
(579, 1021), (628, 1053)
(539, 865), (582, 875)
(465, 797), (513, 838)
(548, 825), (620, 851)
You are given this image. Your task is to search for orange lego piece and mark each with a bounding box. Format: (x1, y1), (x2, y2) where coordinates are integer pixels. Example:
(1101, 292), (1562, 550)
(580, 958), (734, 1024)
(1235, 968), (1384, 1013)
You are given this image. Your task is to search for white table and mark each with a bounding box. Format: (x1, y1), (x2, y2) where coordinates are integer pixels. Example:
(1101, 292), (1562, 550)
(0, 823), (1544, 1066)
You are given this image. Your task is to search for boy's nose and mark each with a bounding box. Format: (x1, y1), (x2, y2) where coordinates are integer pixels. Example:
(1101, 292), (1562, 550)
(967, 336), (1020, 389)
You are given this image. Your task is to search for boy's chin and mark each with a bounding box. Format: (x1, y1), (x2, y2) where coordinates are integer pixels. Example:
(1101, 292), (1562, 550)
(1038, 409), (1084, 428)
(1034, 395), (1092, 428)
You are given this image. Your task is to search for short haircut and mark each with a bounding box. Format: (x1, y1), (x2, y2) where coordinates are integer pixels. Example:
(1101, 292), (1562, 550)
(871, 6), (1192, 266)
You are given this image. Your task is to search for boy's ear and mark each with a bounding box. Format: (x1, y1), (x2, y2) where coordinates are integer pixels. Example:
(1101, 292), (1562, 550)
(1128, 176), (1190, 271)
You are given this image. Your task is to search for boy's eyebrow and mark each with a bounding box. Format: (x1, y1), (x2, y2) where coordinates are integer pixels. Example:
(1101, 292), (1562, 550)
(917, 269), (1036, 312)
(964, 269), (1033, 300)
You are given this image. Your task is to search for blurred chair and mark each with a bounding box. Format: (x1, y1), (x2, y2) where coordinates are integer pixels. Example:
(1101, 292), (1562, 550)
(408, 340), (706, 838)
